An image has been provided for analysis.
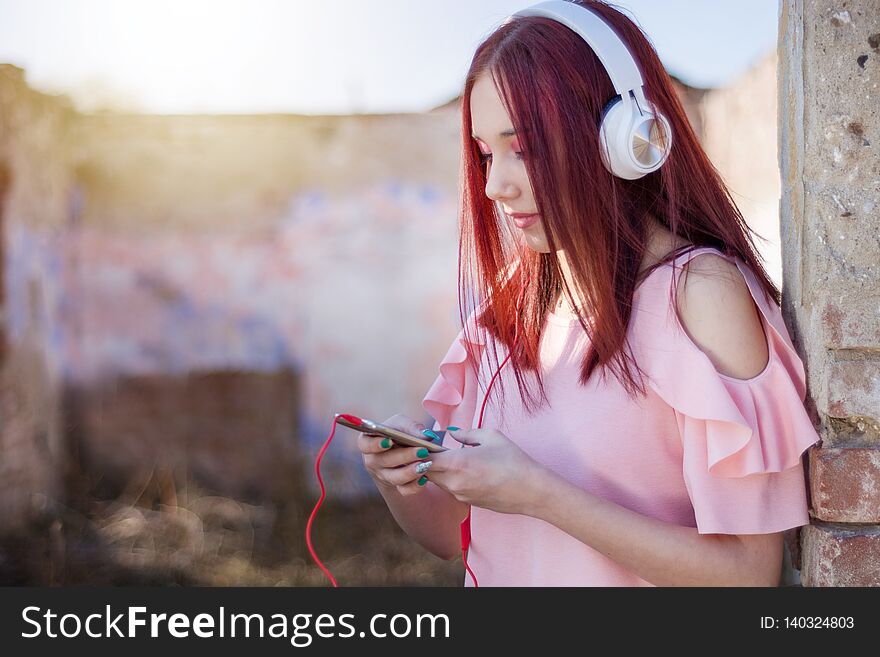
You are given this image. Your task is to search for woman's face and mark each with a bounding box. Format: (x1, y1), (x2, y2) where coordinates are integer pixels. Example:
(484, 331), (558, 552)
(469, 73), (552, 254)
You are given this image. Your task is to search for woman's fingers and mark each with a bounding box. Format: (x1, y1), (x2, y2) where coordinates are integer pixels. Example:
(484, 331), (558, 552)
(357, 432), (395, 454)
(356, 414), (437, 491)
(361, 439), (429, 465)
(361, 436), (433, 487)
(396, 471), (431, 496)
(383, 459), (433, 488)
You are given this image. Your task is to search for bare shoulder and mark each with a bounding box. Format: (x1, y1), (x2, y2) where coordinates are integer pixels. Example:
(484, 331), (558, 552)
(674, 253), (770, 380)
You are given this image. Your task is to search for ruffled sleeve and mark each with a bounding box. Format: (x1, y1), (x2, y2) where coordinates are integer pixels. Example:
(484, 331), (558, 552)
(632, 250), (819, 535)
(421, 309), (488, 451)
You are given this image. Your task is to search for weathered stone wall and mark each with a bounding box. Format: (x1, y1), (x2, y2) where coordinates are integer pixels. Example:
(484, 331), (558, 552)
(779, 1), (880, 586)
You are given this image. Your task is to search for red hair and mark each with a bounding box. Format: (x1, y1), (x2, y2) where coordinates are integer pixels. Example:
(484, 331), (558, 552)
(457, 0), (779, 416)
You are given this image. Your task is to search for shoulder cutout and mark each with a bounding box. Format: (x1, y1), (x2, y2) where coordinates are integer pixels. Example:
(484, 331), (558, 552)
(674, 253), (770, 380)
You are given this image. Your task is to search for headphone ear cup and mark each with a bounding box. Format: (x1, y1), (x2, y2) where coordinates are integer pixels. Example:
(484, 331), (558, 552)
(598, 95), (673, 180)
(632, 111), (672, 172)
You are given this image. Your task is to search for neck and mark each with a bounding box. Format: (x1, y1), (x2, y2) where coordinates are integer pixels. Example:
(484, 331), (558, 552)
(553, 248), (586, 315)
(552, 215), (685, 316)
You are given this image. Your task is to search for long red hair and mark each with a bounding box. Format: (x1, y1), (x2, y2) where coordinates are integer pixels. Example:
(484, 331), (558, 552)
(457, 0), (779, 415)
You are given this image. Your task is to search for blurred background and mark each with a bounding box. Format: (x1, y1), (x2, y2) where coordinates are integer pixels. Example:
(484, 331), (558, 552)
(0, 0), (782, 585)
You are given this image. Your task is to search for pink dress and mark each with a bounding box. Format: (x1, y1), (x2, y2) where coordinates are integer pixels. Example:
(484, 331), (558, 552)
(421, 246), (819, 586)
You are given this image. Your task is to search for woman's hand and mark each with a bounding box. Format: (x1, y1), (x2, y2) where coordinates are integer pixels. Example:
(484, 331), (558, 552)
(424, 428), (549, 516)
(357, 414), (435, 497)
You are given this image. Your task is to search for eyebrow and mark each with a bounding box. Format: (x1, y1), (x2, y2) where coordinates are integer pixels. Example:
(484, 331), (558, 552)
(471, 128), (517, 141)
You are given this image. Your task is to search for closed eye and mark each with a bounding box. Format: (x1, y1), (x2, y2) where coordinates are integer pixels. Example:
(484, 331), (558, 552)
(478, 152), (525, 165)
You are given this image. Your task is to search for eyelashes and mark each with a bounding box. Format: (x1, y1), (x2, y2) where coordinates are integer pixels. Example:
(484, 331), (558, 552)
(478, 151), (525, 166)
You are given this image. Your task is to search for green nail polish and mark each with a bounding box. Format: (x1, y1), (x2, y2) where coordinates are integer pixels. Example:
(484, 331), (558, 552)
(446, 426), (460, 431)
(381, 438), (391, 448)
(417, 448), (429, 458)
(418, 476), (428, 486)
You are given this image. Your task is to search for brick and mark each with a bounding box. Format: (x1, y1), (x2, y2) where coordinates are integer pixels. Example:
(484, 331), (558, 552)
(809, 446), (880, 522)
(821, 297), (880, 349)
(801, 524), (880, 586)
(826, 358), (880, 418)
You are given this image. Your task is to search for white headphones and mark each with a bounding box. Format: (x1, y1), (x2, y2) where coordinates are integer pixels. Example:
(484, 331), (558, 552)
(509, 1), (673, 180)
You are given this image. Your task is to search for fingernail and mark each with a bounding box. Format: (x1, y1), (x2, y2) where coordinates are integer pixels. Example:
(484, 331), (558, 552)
(446, 426), (460, 431)
(415, 460), (432, 474)
(417, 476), (428, 486)
(416, 448), (429, 458)
(421, 429), (440, 441)
(380, 438), (391, 448)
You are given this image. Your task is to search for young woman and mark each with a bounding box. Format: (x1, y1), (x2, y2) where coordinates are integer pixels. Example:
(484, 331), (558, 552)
(357, 0), (818, 586)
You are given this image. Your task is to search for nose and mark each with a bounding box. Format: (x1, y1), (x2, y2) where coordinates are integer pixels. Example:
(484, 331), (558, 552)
(484, 160), (518, 203)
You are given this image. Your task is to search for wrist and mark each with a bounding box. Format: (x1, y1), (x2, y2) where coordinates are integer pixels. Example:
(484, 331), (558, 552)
(523, 463), (567, 520)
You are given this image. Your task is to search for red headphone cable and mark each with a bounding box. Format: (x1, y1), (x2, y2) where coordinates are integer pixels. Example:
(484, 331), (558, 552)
(304, 415), (341, 587)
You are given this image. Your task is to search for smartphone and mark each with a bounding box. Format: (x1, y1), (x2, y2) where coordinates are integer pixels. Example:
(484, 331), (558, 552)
(335, 413), (448, 453)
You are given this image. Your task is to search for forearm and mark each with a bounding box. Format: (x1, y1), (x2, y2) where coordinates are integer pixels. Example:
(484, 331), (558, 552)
(526, 469), (768, 587)
(372, 476), (469, 561)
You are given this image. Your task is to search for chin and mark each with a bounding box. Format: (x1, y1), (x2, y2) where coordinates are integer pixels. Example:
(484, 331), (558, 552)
(524, 237), (552, 253)
(517, 221), (551, 252)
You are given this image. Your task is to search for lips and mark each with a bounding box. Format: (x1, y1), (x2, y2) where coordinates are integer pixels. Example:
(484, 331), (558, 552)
(509, 213), (541, 229)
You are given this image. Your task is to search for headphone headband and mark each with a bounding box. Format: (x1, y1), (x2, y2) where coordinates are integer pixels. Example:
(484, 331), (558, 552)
(510, 0), (644, 102)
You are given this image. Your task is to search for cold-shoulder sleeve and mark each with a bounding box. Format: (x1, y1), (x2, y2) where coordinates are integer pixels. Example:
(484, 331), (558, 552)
(421, 310), (488, 450)
(632, 251), (819, 535)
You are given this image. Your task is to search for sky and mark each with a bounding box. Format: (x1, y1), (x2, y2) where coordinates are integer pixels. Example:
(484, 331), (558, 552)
(0, 0), (780, 115)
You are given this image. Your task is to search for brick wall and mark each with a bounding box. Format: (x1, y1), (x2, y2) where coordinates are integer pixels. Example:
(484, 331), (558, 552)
(779, 0), (880, 586)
